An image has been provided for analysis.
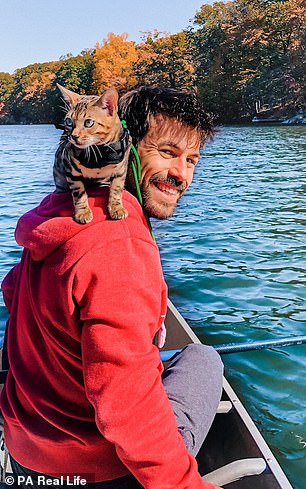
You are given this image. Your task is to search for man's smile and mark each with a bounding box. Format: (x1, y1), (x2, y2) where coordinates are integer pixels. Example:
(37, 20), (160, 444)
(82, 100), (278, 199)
(149, 175), (187, 202)
(152, 180), (181, 197)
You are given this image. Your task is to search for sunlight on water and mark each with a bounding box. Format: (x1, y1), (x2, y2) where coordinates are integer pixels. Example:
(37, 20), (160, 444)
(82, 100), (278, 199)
(0, 124), (306, 488)
(0, 125), (57, 337)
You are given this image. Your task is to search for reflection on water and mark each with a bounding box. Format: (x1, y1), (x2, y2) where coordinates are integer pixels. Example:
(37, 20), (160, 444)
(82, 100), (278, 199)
(1, 124), (306, 488)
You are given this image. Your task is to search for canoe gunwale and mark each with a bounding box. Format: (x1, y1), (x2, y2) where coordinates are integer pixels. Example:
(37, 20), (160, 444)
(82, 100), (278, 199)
(164, 299), (293, 489)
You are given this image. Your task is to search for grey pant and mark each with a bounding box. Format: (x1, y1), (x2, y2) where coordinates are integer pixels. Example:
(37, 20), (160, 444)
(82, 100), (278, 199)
(162, 343), (223, 456)
(10, 343), (223, 488)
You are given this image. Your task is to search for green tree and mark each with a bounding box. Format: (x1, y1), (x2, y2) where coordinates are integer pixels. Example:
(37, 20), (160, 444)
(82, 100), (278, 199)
(0, 72), (15, 122)
(135, 31), (195, 90)
(8, 61), (61, 123)
(55, 53), (93, 93)
(190, 0), (306, 122)
(189, 2), (248, 121)
(5, 52), (94, 123)
(53, 53), (94, 122)
(0, 72), (15, 103)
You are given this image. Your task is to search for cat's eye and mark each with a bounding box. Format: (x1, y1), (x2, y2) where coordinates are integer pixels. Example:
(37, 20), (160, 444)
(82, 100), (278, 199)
(64, 117), (73, 129)
(84, 119), (94, 128)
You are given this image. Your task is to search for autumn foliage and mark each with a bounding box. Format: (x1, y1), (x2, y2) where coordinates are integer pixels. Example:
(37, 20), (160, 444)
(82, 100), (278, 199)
(0, 0), (305, 124)
(135, 30), (195, 90)
(92, 33), (138, 94)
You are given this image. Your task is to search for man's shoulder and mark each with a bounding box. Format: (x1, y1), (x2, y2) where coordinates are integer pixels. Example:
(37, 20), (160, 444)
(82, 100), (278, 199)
(77, 189), (155, 248)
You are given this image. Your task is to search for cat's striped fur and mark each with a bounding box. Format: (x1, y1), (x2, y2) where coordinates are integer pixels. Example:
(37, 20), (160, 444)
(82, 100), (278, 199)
(54, 84), (131, 223)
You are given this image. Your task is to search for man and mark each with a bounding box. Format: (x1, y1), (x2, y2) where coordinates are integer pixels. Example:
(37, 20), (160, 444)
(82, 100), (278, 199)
(1, 87), (223, 488)
(120, 87), (209, 220)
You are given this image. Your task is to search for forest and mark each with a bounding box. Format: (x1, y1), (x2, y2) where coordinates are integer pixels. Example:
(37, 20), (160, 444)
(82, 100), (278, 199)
(0, 0), (305, 124)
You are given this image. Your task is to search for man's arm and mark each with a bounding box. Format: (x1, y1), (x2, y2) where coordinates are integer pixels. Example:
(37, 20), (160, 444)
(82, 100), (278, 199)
(74, 235), (215, 489)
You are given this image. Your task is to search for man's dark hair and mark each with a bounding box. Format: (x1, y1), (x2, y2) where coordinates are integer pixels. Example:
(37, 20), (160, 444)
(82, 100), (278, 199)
(119, 86), (214, 146)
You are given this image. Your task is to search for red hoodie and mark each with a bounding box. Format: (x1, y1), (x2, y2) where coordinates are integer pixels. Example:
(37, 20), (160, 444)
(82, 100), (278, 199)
(1, 188), (213, 489)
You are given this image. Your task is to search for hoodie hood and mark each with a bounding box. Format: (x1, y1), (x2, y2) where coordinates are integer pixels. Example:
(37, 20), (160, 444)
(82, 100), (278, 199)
(15, 189), (139, 261)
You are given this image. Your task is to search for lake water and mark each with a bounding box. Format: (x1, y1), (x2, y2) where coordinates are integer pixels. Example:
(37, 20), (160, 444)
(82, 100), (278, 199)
(1, 124), (306, 488)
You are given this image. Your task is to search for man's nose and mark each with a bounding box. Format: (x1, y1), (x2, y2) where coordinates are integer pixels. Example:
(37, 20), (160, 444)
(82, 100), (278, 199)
(168, 157), (188, 183)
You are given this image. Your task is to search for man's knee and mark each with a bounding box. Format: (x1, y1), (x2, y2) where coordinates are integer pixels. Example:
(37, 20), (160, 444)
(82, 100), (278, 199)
(182, 343), (223, 377)
(162, 342), (223, 398)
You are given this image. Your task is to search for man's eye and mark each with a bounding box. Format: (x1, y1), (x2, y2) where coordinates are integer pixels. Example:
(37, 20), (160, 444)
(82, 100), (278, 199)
(64, 117), (73, 129)
(187, 158), (198, 166)
(160, 149), (174, 156)
(84, 119), (94, 128)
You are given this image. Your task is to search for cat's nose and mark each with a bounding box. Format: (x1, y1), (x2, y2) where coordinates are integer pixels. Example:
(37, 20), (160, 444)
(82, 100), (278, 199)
(71, 135), (79, 142)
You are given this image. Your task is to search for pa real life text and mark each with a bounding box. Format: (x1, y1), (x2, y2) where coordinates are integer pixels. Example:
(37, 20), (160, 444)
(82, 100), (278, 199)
(15, 475), (87, 486)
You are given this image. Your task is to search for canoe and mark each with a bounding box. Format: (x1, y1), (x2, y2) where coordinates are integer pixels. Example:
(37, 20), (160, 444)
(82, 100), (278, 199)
(164, 300), (293, 488)
(0, 301), (293, 488)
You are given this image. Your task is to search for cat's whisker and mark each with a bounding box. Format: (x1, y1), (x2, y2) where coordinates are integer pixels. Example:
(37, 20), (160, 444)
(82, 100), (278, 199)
(103, 143), (117, 154)
(91, 145), (98, 164)
(94, 144), (103, 159)
(63, 145), (71, 164)
(60, 97), (70, 112)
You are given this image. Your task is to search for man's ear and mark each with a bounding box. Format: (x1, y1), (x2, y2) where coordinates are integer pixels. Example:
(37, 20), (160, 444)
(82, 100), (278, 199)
(57, 84), (80, 106)
(95, 88), (118, 116)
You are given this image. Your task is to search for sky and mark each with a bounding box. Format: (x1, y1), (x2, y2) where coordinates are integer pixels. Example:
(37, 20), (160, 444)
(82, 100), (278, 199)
(0, 0), (212, 74)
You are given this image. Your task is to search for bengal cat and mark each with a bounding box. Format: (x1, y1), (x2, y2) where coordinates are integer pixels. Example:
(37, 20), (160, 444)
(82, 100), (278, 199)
(54, 84), (131, 223)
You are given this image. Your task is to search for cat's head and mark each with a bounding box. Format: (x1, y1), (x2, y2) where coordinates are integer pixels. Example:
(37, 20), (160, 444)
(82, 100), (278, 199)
(57, 84), (121, 148)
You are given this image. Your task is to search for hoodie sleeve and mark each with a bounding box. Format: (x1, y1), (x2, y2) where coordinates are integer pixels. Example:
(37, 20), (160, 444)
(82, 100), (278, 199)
(73, 235), (213, 489)
(1, 263), (21, 313)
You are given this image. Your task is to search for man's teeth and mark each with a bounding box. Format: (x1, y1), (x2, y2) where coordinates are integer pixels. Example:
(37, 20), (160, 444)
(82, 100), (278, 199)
(155, 182), (178, 195)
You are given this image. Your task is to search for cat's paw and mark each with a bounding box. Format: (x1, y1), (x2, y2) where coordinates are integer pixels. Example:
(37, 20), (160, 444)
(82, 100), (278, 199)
(74, 207), (93, 224)
(108, 206), (128, 220)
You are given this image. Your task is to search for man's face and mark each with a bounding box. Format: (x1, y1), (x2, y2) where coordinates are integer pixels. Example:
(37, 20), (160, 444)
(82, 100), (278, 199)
(131, 114), (201, 220)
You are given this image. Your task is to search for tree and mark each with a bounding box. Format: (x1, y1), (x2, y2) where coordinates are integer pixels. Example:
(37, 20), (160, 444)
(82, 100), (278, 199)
(55, 54), (93, 93)
(8, 61), (60, 123)
(135, 31), (195, 90)
(53, 53), (94, 122)
(4, 52), (94, 123)
(0, 72), (15, 122)
(190, 1), (248, 121)
(92, 32), (138, 94)
(189, 0), (306, 121)
(2, 2), (304, 124)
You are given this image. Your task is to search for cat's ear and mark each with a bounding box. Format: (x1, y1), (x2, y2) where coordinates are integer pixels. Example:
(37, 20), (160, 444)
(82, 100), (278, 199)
(57, 84), (80, 106)
(95, 88), (118, 116)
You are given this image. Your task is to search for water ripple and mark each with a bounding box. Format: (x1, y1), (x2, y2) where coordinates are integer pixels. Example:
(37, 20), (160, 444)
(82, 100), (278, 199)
(1, 124), (306, 488)
(153, 125), (306, 488)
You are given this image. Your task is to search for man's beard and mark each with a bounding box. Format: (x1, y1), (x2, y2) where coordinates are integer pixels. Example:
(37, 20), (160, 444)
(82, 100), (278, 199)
(141, 176), (187, 220)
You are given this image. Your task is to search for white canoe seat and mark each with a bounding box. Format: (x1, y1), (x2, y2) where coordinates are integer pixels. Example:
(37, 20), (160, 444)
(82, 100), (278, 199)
(203, 457), (267, 486)
(217, 401), (232, 414)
